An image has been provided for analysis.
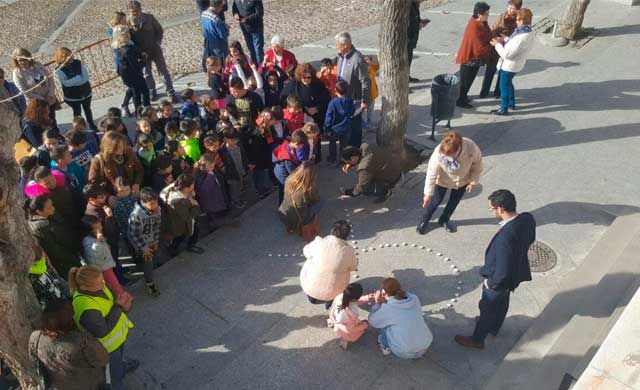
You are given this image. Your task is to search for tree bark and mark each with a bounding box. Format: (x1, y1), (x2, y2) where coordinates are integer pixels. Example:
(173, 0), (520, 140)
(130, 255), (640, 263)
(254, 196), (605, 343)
(558, 0), (591, 40)
(376, 0), (410, 151)
(0, 89), (41, 389)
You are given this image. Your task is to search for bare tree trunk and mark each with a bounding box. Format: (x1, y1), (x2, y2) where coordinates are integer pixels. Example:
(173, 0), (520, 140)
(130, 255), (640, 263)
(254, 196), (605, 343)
(558, 0), (591, 40)
(376, 0), (410, 151)
(0, 90), (41, 389)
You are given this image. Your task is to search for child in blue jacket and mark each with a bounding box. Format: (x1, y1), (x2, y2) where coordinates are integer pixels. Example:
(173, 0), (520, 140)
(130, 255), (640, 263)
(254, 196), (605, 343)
(325, 80), (355, 163)
(272, 130), (308, 204)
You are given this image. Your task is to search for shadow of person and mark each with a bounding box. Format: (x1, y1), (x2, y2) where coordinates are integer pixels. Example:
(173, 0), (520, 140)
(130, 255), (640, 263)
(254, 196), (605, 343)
(530, 201), (640, 227)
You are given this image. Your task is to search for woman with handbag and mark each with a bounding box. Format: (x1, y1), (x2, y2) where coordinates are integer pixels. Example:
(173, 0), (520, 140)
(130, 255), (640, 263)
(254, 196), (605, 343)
(28, 300), (110, 390)
(11, 48), (59, 128)
(278, 161), (321, 239)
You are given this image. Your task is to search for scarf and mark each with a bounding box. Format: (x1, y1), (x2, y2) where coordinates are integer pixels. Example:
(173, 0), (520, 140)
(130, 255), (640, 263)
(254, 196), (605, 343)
(440, 155), (461, 174)
(511, 25), (532, 38)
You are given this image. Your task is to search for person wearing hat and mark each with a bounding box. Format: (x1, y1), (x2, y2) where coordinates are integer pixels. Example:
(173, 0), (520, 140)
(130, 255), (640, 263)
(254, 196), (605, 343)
(340, 143), (402, 203)
(262, 34), (298, 75)
(127, 0), (177, 102)
(69, 265), (136, 390)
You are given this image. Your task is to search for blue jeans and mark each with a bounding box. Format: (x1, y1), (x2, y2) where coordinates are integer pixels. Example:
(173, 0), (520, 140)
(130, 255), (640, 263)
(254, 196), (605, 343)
(252, 168), (272, 196)
(363, 101), (375, 129)
(241, 28), (264, 65)
(499, 69), (516, 111)
(378, 327), (390, 348)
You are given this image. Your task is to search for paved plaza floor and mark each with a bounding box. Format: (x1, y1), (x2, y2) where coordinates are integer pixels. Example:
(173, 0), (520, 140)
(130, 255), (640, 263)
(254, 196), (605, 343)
(50, 0), (640, 388)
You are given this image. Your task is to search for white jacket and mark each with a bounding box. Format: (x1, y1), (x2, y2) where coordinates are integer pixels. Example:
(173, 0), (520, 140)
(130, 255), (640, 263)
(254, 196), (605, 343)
(368, 293), (433, 359)
(496, 31), (536, 73)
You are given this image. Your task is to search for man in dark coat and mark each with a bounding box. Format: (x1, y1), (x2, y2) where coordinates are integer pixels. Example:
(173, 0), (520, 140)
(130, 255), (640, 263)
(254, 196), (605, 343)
(232, 0), (264, 65)
(340, 144), (402, 203)
(455, 189), (536, 349)
(408, 0), (430, 83)
(128, 0), (176, 102)
(334, 31), (370, 147)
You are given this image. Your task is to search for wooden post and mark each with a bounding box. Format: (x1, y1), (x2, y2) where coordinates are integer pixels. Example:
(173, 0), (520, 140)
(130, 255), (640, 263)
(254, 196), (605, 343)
(558, 0), (592, 40)
(0, 89), (41, 390)
(376, 0), (411, 151)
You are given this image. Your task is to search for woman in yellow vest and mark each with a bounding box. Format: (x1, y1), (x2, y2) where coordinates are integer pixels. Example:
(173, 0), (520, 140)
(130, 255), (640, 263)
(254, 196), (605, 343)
(69, 265), (135, 390)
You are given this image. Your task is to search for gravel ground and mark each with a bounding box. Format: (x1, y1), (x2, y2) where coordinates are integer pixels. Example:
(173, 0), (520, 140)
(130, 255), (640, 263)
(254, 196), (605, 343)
(0, 0), (73, 58)
(0, 0), (448, 100)
(52, 0), (199, 46)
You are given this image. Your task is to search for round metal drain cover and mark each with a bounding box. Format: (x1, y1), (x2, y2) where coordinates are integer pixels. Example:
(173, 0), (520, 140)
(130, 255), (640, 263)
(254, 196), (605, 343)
(528, 241), (557, 273)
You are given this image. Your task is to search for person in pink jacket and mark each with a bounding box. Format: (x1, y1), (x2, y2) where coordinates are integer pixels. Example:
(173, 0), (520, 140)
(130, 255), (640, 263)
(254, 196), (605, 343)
(300, 220), (357, 309)
(24, 166), (66, 198)
(328, 283), (369, 350)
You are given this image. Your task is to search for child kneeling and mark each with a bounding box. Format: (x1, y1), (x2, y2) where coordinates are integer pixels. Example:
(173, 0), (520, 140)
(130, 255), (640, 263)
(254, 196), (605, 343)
(329, 283), (369, 350)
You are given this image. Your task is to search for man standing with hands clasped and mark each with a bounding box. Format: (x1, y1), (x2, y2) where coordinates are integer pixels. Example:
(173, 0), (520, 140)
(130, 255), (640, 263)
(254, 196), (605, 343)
(455, 189), (536, 349)
(335, 32), (370, 148)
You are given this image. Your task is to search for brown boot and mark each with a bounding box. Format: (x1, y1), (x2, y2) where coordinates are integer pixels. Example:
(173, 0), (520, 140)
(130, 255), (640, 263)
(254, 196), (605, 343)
(454, 335), (484, 350)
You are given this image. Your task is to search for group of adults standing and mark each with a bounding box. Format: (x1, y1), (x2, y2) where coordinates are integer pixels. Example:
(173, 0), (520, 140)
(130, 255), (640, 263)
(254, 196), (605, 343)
(455, 0), (536, 115)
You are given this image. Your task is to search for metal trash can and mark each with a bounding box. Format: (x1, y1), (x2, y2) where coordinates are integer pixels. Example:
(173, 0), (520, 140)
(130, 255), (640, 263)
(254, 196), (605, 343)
(429, 73), (460, 140)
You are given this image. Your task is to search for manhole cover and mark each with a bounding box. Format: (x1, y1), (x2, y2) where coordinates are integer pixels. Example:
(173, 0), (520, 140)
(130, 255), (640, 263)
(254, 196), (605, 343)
(528, 241), (557, 273)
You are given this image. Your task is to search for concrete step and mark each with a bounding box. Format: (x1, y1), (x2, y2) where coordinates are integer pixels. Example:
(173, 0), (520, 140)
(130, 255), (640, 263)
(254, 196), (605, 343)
(483, 213), (640, 390)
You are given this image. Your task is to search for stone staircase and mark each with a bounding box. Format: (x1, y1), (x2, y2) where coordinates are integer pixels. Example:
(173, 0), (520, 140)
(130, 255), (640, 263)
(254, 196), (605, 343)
(484, 213), (640, 390)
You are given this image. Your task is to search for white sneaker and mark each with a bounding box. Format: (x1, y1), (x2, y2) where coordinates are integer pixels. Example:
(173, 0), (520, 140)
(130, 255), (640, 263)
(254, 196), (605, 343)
(326, 318), (334, 328)
(339, 339), (349, 350)
(378, 341), (391, 356)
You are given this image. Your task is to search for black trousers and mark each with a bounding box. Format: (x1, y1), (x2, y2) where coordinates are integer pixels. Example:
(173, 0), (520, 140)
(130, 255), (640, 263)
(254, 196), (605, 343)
(473, 286), (510, 343)
(457, 64), (481, 105)
(408, 43), (416, 69)
(169, 222), (200, 252)
(307, 295), (332, 310)
(480, 60), (501, 97)
(420, 184), (466, 224)
(66, 97), (96, 130)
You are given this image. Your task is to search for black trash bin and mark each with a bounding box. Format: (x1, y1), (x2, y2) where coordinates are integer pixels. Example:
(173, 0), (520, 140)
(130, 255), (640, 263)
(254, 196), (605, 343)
(429, 73), (460, 140)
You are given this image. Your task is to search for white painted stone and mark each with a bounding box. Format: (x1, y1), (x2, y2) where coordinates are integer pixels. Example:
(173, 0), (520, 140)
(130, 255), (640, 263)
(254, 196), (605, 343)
(277, 254), (282, 257)
(457, 286), (462, 290)
(403, 242), (408, 246)
(451, 298), (457, 302)
(445, 257), (450, 261)
(354, 274), (360, 279)
(268, 254), (273, 257)
(352, 241), (358, 244)
(458, 281), (463, 285)
(412, 244), (417, 247)
(363, 249), (368, 253)
(447, 303), (453, 308)
(420, 246), (426, 249)
(455, 293), (460, 297)
(427, 248), (433, 252)
(393, 243), (399, 247)
(437, 253), (443, 256)
(379, 244), (384, 248)
(284, 254), (288, 257)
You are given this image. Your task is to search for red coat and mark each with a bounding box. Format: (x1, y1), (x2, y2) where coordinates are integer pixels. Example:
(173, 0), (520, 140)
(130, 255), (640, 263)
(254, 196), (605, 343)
(456, 17), (493, 65)
(284, 109), (306, 133)
(262, 49), (298, 73)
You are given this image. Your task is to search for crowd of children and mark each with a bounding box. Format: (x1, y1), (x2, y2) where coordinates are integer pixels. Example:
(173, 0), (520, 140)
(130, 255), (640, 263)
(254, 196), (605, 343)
(18, 38), (381, 304)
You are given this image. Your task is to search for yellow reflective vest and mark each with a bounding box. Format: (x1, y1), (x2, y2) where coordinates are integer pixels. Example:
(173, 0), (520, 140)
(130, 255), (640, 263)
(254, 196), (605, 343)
(72, 287), (134, 353)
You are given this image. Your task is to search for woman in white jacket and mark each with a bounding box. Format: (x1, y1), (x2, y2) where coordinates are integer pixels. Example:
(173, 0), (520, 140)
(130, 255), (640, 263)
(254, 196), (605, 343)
(368, 278), (433, 358)
(490, 8), (535, 115)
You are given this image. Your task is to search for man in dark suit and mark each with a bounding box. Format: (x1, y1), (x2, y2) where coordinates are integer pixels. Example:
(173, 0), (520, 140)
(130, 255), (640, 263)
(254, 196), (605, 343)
(455, 189), (536, 349)
(232, 0), (264, 65)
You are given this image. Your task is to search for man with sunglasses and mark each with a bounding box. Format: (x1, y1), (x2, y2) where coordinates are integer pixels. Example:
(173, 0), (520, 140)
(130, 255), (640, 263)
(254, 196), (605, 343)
(455, 189), (536, 349)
